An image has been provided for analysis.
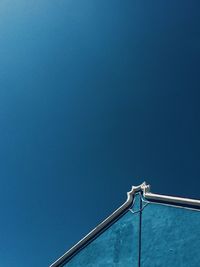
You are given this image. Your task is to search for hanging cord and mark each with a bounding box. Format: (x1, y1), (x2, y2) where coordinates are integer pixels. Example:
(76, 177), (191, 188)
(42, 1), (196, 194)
(128, 193), (149, 266)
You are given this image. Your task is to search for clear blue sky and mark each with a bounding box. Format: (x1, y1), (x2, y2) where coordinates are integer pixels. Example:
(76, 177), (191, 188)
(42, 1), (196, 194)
(0, 1), (200, 266)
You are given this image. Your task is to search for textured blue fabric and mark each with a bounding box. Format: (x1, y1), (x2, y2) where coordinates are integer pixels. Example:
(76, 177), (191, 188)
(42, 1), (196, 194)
(61, 195), (200, 266)
(63, 195), (141, 266)
(141, 203), (200, 267)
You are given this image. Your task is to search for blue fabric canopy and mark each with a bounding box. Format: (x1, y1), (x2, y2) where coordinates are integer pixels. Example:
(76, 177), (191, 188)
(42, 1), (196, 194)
(51, 184), (200, 267)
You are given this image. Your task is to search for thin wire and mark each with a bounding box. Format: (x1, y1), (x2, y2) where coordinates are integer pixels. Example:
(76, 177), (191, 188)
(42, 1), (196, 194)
(128, 193), (149, 267)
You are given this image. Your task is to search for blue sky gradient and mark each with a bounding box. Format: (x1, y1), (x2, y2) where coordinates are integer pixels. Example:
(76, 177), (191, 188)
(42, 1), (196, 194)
(0, 1), (200, 266)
